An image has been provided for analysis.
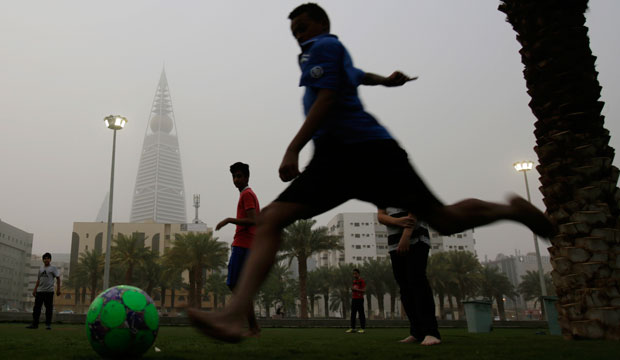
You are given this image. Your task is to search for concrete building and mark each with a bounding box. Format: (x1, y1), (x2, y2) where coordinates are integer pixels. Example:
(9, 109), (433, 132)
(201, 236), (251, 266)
(0, 219), (33, 311)
(70, 221), (215, 311)
(429, 229), (476, 255)
(71, 222), (211, 269)
(315, 213), (477, 269)
(308, 212), (478, 318)
(313, 213), (388, 269)
(486, 251), (552, 289)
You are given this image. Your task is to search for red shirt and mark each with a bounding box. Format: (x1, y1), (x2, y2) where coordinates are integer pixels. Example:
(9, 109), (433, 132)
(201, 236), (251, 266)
(352, 278), (366, 299)
(232, 187), (260, 248)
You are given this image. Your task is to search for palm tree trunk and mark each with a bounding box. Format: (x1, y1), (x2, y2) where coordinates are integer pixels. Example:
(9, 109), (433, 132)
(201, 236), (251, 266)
(323, 293), (329, 318)
(341, 295), (348, 319)
(81, 287), (86, 305)
(390, 291), (396, 319)
(437, 293), (446, 320)
(366, 294), (373, 317)
(188, 268), (195, 308)
(499, 0), (620, 339)
(125, 264), (133, 285)
(195, 266), (203, 309)
(447, 296), (454, 319)
(161, 287), (167, 310)
(298, 256), (309, 319)
(378, 294), (385, 319)
(495, 295), (507, 321)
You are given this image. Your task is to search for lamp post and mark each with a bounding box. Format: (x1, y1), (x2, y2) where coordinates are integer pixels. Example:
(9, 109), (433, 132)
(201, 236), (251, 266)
(513, 160), (548, 296)
(103, 115), (127, 290)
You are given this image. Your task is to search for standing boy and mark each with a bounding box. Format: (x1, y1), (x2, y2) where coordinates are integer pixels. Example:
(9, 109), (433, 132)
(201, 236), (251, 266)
(27, 253), (61, 330)
(346, 268), (366, 334)
(216, 162), (261, 337)
(189, 3), (553, 342)
(378, 208), (441, 346)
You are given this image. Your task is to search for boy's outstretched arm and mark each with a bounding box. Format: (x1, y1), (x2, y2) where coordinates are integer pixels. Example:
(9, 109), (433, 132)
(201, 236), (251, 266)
(362, 71), (417, 87)
(279, 88), (337, 182)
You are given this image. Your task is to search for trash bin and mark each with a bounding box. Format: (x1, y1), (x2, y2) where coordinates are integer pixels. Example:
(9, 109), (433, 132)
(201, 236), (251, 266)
(463, 300), (493, 333)
(542, 296), (561, 336)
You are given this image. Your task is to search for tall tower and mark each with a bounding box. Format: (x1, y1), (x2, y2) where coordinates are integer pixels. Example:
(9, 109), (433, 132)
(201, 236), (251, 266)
(130, 69), (187, 223)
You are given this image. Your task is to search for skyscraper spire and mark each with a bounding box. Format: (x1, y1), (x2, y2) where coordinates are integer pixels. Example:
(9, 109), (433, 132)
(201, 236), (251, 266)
(130, 68), (187, 223)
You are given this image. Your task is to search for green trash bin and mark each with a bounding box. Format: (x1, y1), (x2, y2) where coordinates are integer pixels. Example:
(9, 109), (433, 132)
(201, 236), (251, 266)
(542, 296), (561, 336)
(463, 300), (493, 333)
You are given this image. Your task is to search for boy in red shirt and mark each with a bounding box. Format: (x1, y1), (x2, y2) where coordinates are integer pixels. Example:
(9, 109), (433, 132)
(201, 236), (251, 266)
(346, 269), (366, 334)
(216, 162), (261, 337)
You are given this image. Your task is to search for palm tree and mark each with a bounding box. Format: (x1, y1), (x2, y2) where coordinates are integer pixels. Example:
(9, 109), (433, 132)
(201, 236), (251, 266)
(306, 269), (323, 317)
(384, 265), (400, 319)
(166, 232), (228, 307)
(204, 270), (230, 309)
(157, 257), (184, 312)
(64, 270), (87, 312)
(329, 263), (355, 319)
(111, 232), (150, 285)
(445, 251), (482, 317)
(499, 0), (619, 339)
(138, 249), (161, 296)
(518, 270), (555, 316)
(78, 249), (104, 303)
(478, 265), (516, 321)
(313, 266), (332, 318)
(361, 257), (392, 319)
(280, 219), (342, 319)
(257, 263), (291, 317)
(427, 252), (454, 320)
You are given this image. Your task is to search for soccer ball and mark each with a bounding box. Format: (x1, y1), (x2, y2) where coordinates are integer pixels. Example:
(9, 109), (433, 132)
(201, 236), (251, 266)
(86, 285), (159, 357)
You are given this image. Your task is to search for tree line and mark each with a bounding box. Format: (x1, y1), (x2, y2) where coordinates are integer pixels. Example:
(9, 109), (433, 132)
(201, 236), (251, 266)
(65, 220), (554, 319)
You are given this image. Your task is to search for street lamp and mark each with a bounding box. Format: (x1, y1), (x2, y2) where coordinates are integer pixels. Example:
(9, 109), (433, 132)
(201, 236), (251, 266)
(103, 115), (127, 290)
(513, 160), (547, 296)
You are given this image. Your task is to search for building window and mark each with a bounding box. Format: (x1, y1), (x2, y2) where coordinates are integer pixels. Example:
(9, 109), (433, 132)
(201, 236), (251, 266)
(355, 234), (360, 238)
(458, 246), (464, 250)
(354, 223), (360, 227)
(355, 245), (361, 249)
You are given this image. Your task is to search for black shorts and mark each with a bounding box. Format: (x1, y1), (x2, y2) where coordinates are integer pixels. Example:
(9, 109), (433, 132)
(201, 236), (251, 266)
(275, 139), (443, 218)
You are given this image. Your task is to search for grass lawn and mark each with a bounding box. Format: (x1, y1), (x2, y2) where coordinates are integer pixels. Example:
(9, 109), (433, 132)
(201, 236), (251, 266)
(1, 324), (618, 359)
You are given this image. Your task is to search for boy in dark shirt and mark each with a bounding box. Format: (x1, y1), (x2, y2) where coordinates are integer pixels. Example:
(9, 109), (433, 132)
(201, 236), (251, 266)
(189, 3), (553, 342)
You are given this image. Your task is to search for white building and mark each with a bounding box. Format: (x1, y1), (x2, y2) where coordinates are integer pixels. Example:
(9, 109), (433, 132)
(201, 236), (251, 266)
(130, 69), (188, 224)
(429, 229), (476, 255)
(314, 213), (388, 269)
(308, 213), (477, 318)
(0, 219), (33, 311)
(315, 213), (477, 269)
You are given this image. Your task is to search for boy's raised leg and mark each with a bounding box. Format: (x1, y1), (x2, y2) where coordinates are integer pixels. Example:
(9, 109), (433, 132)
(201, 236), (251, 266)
(424, 195), (554, 238)
(188, 202), (317, 342)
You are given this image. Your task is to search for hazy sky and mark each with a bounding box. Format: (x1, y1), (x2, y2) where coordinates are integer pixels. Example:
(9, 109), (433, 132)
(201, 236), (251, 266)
(1, 1), (618, 261)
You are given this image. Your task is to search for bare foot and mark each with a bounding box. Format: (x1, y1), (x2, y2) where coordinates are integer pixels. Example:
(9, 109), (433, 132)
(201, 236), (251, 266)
(243, 328), (261, 338)
(421, 335), (441, 346)
(509, 196), (555, 238)
(398, 335), (418, 343)
(187, 308), (244, 343)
